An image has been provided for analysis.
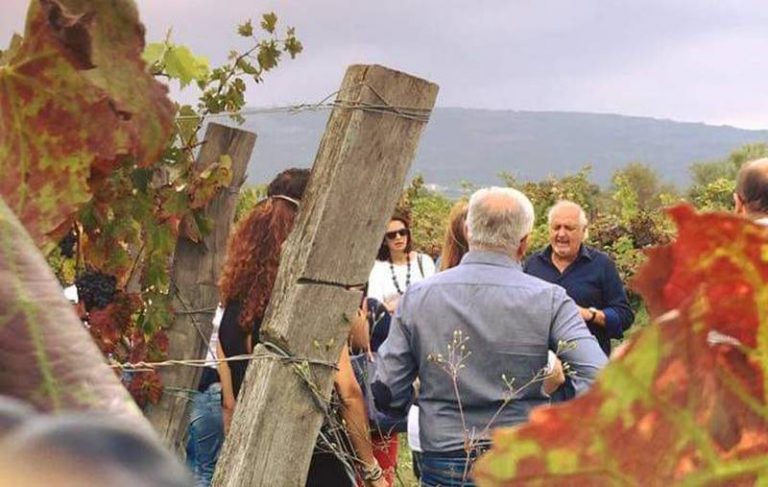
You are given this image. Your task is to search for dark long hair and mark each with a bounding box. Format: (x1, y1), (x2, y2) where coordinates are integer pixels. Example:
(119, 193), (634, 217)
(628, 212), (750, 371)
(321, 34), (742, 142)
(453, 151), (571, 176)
(376, 214), (413, 261)
(219, 168), (310, 331)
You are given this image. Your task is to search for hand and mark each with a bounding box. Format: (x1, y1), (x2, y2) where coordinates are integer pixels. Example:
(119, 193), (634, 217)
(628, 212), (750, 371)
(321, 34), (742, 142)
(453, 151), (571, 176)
(366, 477), (388, 487)
(348, 307), (371, 358)
(542, 357), (565, 395)
(578, 306), (604, 326)
(578, 306), (593, 321)
(384, 296), (400, 313)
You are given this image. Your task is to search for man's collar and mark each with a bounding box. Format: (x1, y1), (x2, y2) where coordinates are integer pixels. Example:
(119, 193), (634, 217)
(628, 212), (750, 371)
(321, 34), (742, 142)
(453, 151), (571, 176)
(540, 244), (592, 262)
(578, 244), (593, 260)
(461, 250), (522, 269)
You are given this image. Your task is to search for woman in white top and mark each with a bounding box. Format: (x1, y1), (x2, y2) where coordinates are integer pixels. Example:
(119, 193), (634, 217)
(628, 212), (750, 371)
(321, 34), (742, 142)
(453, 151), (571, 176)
(367, 215), (435, 313)
(365, 214), (434, 480)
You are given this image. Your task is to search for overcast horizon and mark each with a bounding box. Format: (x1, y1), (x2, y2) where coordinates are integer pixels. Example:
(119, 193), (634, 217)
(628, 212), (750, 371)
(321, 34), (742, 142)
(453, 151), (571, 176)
(3, 1), (768, 130)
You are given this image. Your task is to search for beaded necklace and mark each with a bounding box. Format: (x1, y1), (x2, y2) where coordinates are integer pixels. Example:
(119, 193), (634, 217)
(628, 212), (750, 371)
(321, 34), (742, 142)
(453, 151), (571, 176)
(389, 253), (411, 295)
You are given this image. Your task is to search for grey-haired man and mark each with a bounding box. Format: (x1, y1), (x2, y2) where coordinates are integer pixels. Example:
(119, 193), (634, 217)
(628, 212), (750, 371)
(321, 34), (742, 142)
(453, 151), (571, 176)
(372, 187), (607, 487)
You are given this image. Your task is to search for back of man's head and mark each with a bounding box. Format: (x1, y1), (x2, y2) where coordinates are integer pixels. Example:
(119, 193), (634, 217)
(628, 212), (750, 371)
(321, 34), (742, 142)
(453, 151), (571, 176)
(736, 158), (768, 217)
(467, 187), (534, 256)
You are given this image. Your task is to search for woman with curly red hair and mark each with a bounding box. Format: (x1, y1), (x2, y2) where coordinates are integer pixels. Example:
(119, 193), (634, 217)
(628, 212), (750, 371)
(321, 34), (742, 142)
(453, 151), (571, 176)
(217, 168), (308, 412)
(216, 168), (385, 487)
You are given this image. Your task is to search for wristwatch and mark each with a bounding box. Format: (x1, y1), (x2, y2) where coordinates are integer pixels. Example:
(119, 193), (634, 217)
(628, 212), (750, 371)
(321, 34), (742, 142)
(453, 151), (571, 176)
(587, 307), (598, 323)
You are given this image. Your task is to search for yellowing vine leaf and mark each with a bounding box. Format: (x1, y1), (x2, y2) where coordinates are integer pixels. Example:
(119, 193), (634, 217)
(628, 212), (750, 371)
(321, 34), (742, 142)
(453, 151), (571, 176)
(0, 0), (174, 246)
(474, 205), (768, 486)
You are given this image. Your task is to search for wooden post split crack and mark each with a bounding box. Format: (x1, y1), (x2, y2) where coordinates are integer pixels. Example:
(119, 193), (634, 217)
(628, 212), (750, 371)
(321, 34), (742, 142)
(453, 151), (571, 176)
(146, 123), (257, 452)
(213, 65), (438, 486)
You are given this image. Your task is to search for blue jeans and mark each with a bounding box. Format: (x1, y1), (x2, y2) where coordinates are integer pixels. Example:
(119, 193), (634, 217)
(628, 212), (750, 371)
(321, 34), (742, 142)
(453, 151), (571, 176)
(186, 383), (224, 487)
(419, 452), (479, 487)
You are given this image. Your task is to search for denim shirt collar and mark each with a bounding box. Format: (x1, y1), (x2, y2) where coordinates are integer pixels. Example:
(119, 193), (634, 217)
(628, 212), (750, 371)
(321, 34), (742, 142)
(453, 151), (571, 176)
(460, 250), (522, 270)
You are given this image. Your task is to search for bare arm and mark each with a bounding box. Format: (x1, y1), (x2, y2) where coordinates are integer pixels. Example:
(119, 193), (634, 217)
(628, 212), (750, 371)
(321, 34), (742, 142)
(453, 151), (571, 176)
(347, 303), (371, 358)
(217, 341), (236, 434)
(335, 346), (385, 487)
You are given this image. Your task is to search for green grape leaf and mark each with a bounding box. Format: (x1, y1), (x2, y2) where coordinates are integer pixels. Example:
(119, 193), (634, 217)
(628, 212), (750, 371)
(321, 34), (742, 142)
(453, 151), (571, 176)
(261, 12), (277, 33)
(141, 41), (165, 65)
(237, 19), (253, 37)
(163, 45), (209, 88)
(474, 205), (768, 486)
(257, 40), (280, 72)
(236, 57), (259, 76)
(175, 104), (201, 147)
(0, 0), (174, 247)
(284, 36), (303, 58)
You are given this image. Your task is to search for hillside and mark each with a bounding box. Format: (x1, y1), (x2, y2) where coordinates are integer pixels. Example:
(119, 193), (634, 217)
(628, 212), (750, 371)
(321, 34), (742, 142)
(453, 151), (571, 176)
(235, 108), (768, 193)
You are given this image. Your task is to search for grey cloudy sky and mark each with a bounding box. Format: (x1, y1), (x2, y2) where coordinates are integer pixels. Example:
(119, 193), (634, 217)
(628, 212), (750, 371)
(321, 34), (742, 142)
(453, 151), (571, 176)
(3, 1), (768, 129)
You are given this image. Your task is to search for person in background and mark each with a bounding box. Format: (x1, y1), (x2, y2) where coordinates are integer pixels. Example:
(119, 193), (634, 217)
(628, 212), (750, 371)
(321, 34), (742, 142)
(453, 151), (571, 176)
(437, 200), (469, 271)
(372, 187), (606, 487)
(365, 212), (436, 481)
(524, 200), (634, 357)
(216, 168), (385, 487)
(367, 213), (436, 314)
(186, 305), (224, 487)
(734, 157), (768, 224)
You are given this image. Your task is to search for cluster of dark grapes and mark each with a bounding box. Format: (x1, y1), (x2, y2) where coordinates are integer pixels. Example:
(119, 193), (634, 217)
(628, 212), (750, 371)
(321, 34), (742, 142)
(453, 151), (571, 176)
(58, 228), (78, 258)
(628, 213), (669, 248)
(75, 270), (117, 312)
(590, 218), (626, 248)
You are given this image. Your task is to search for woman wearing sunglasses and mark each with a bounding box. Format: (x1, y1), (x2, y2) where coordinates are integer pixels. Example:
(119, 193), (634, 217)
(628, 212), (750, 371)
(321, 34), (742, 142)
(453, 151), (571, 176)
(367, 214), (436, 314)
(360, 213), (435, 484)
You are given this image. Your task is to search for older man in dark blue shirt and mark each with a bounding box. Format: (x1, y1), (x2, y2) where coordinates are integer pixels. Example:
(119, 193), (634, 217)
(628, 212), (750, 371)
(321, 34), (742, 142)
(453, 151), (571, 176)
(524, 200), (634, 356)
(372, 188), (607, 487)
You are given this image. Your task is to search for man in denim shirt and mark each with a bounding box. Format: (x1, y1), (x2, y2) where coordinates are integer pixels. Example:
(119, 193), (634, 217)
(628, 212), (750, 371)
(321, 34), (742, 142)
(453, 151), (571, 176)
(372, 187), (607, 487)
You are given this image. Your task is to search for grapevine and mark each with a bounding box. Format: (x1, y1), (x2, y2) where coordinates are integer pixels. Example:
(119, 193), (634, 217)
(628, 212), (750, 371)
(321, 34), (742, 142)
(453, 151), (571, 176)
(50, 12), (302, 406)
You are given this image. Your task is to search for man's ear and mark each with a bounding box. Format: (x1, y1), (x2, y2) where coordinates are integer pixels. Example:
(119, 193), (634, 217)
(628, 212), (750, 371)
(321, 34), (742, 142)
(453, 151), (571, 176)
(734, 192), (746, 215)
(517, 233), (530, 259)
(464, 222), (472, 241)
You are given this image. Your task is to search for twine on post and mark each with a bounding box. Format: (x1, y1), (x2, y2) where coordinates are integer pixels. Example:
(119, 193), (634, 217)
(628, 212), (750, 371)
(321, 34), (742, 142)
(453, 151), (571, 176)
(109, 349), (339, 373)
(174, 82), (433, 123)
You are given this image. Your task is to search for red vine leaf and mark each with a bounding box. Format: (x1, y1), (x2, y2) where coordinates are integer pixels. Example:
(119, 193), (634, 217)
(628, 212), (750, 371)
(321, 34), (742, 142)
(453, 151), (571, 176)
(474, 205), (768, 486)
(0, 197), (147, 427)
(127, 371), (163, 407)
(0, 0), (174, 246)
(88, 306), (121, 354)
(87, 293), (138, 354)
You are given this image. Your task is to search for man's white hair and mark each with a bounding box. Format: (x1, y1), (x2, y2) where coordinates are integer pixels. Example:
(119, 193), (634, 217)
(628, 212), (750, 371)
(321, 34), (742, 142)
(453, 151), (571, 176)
(547, 200), (588, 228)
(467, 187), (535, 254)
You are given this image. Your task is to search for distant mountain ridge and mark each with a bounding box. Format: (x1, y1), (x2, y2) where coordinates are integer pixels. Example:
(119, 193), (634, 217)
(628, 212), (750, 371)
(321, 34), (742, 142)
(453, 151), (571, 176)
(237, 107), (768, 194)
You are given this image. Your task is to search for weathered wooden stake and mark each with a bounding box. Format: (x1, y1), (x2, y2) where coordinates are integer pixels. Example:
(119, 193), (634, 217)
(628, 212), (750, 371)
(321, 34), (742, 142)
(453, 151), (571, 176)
(146, 123), (257, 451)
(213, 65), (438, 486)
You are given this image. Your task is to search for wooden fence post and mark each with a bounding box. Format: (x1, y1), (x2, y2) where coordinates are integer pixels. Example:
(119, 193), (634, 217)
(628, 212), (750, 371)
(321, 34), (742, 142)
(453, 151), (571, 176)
(145, 123), (257, 452)
(213, 65), (438, 486)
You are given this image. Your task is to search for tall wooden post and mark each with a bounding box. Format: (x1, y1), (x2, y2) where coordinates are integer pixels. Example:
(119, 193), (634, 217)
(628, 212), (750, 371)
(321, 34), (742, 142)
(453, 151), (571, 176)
(146, 123), (257, 451)
(213, 65), (438, 486)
